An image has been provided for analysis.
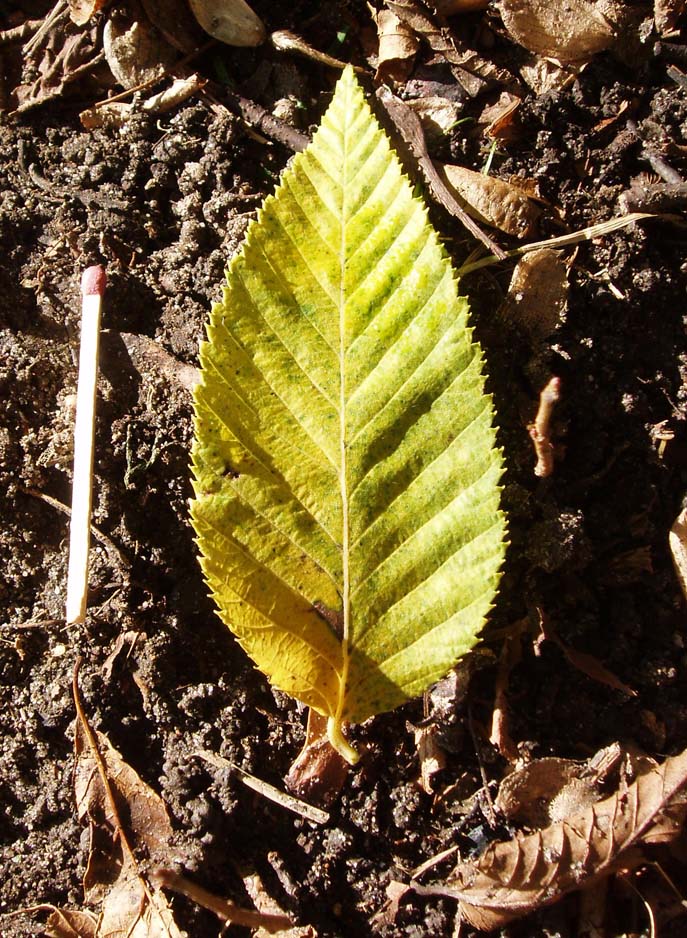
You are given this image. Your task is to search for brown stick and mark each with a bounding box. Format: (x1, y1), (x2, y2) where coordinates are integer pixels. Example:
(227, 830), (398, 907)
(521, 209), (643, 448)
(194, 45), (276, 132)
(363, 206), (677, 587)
(528, 376), (561, 478)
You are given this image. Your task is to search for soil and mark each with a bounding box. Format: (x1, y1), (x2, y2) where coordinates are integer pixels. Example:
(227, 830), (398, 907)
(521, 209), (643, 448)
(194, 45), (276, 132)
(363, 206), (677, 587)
(1, 2), (687, 937)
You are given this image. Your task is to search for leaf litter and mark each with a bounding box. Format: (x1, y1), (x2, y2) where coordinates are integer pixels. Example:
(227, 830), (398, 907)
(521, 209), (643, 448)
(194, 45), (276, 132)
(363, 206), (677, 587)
(418, 745), (687, 930)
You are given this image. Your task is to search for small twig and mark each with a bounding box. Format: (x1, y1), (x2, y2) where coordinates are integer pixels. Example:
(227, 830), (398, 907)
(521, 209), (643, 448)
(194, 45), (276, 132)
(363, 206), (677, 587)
(0, 19), (43, 44)
(466, 702), (496, 827)
(66, 266), (106, 624)
(196, 749), (329, 824)
(201, 83), (310, 153)
(270, 30), (368, 72)
(376, 86), (507, 258)
(20, 487), (130, 578)
(457, 212), (654, 275)
(24, 0), (68, 56)
(528, 376), (561, 478)
(153, 869), (293, 934)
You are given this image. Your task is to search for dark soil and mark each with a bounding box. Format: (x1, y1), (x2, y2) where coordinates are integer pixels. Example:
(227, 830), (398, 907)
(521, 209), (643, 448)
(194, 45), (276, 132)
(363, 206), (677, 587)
(2, 3), (687, 937)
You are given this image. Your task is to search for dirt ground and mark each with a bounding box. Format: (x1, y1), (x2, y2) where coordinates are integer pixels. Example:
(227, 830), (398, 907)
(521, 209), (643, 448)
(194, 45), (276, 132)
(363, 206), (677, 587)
(1, 2), (687, 936)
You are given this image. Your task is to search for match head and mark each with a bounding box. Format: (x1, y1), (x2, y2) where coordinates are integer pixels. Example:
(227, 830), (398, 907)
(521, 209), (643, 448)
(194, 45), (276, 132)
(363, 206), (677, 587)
(81, 265), (107, 297)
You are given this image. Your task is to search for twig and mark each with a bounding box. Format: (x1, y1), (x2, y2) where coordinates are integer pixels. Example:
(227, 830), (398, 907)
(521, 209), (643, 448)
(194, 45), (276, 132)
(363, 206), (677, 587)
(196, 749), (329, 824)
(66, 266), (106, 624)
(528, 376), (561, 478)
(201, 83), (310, 153)
(153, 869), (293, 934)
(20, 487), (130, 578)
(457, 212), (654, 275)
(24, 0), (68, 56)
(271, 30), (368, 72)
(376, 86), (507, 258)
(0, 20), (43, 44)
(466, 702), (496, 827)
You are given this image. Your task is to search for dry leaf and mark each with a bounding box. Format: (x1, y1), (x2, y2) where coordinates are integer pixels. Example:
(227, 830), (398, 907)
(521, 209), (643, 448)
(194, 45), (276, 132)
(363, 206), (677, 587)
(81, 75), (206, 129)
(188, 0), (265, 46)
(670, 507), (687, 602)
(441, 164), (541, 237)
(405, 96), (462, 139)
(69, 0), (107, 27)
(496, 0), (617, 65)
(375, 8), (419, 82)
(285, 709), (349, 807)
(496, 757), (589, 826)
(385, 0), (514, 93)
(504, 248), (568, 342)
(14, 20), (100, 113)
(518, 55), (573, 95)
(44, 907), (98, 938)
(480, 93), (522, 142)
(413, 723), (446, 794)
(103, 4), (177, 89)
(376, 86), (505, 257)
(70, 666), (185, 938)
(423, 746), (687, 930)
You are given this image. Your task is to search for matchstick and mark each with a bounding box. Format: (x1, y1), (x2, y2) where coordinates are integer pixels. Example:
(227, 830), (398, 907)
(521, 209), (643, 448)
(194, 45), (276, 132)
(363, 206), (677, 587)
(66, 265), (106, 624)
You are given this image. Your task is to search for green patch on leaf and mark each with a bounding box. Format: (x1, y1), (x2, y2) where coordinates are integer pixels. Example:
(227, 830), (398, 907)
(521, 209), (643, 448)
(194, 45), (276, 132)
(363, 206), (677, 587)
(190, 66), (506, 763)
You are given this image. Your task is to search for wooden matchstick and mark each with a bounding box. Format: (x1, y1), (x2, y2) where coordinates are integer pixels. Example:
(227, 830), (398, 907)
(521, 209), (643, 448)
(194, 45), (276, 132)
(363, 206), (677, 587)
(66, 265), (106, 624)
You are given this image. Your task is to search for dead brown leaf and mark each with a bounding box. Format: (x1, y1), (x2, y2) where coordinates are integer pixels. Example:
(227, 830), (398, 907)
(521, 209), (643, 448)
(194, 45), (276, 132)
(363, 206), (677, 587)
(435, 0), (489, 11)
(441, 164), (541, 237)
(422, 746), (687, 930)
(19, 905), (98, 938)
(496, 0), (618, 65)
(376, 86), (506, 257)
(536, 611), (637, 696)
(188, 0), (265, 46)
(80, 74), (206, 128)
(103, 3), (177, 89)
(374, 8), (419, 82)
(405, 95), (462, 141)
(72, 664), (184, 938)
(285, 709), (349, 807)
(14, 12), (103, 113)
(69, 0), (107, 27)
(504, 248), (568, 342)
(384, 0), (515, 94)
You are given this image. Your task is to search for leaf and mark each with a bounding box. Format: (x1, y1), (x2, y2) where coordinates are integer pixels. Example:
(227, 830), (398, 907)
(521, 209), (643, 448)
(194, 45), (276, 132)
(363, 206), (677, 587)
(496, 0), (617, 65)
(423, 746), (687, 930)
(440, 164), (542, 237)
(71, 667), (185, 938)
(190, 66), (506, 762)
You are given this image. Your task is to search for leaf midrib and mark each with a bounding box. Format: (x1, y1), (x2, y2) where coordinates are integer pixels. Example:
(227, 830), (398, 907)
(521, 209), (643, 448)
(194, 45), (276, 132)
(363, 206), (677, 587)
(337, 82), (352, 724)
